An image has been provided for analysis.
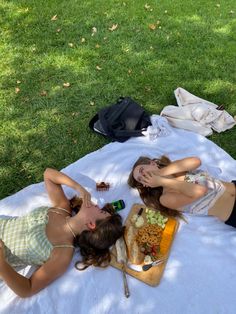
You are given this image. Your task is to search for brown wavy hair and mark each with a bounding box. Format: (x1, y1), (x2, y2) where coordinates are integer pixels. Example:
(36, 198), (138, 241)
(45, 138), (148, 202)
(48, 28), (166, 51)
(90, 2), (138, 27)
(70, 198), (124, 269)
(128, 156), (183, 219)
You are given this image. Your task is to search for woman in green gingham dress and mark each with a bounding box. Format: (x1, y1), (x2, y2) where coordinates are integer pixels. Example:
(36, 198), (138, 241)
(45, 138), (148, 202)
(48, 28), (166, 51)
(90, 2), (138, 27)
(0, 168), (123, 298)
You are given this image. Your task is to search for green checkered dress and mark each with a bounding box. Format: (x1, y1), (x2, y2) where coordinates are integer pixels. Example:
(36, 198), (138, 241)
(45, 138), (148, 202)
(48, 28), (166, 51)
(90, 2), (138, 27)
(0, 206), (54, 268)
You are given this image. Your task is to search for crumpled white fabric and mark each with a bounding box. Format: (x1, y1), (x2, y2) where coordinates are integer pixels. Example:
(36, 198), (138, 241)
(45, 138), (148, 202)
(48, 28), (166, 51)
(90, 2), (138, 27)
(142, 115), (172, 140)
(160, 87), (236, 136)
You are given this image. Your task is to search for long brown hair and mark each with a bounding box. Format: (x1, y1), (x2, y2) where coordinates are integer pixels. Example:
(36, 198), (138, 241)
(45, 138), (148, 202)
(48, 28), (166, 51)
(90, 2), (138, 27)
(128, 155), (183, 219)
(70, 198), (123, 269)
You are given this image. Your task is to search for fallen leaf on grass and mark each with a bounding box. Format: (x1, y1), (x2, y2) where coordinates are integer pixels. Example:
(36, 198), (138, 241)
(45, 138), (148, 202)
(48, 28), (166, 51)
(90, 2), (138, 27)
(68, 43), (74, 47)
(145, 86), (151, 92)
(51, 15), (58, 21)
(56, 28), (61, 33)
(96, 65), (102, 70)
(91, 27), (97, 36)
(109, 24), (118, 31)
(81, 37), (86, 43)
(71, 112), (79, 116)
(63, 82), (70, 87)
(149, 24), (156, 30)
(15, 87), (20, 93)
(144, 4), (153, 11)
(40, 90), (47, 96)
(16, 80), (21, 84)
(90, 101), (95, 106)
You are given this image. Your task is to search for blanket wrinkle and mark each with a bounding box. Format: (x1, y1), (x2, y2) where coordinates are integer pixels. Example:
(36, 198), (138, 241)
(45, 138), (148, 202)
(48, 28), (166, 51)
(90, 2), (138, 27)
(160, 87), (236, 136)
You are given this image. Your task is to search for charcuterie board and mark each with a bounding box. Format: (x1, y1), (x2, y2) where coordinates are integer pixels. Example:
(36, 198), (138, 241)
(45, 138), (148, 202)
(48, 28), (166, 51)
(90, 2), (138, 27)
(110, 204), (179, 286)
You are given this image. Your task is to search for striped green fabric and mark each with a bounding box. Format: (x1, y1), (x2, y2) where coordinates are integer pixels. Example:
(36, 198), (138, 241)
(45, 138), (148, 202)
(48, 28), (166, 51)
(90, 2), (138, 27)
(0, 207), (53, 268)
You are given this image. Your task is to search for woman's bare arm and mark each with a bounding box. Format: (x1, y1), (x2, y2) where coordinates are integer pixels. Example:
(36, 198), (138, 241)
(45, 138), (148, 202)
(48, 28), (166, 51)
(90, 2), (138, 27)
(158, 157), (201, 176)
(44, 168), (92, 208)
(156, 177), (208, 210)
(0, 241), (72, 298)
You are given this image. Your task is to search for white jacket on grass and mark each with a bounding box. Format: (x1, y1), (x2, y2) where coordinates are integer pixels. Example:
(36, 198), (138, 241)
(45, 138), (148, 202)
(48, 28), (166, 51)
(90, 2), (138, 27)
(161, 87), (236, 136)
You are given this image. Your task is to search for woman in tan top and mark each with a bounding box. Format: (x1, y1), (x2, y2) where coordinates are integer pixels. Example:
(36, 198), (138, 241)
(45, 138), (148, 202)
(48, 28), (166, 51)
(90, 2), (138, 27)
(128, 156), (236, 227)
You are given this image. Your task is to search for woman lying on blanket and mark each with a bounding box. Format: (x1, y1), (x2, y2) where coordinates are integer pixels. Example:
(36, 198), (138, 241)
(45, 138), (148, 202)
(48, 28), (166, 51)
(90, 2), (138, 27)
(128, 156), (236, 228)
(0, 168), (123, 298)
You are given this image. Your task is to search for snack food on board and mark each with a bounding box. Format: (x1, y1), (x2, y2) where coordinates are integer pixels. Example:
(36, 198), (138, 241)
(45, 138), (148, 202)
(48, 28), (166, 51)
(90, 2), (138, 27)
(124, 208), (168, 265)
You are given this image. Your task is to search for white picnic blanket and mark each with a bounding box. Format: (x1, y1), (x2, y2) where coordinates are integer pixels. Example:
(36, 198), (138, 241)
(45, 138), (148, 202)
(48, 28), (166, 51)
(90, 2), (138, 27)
(0, 116), (236, 314)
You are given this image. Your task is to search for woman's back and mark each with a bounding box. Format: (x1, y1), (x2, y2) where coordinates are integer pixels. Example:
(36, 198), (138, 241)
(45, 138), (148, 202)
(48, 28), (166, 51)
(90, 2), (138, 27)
(0, 206), (53, 268)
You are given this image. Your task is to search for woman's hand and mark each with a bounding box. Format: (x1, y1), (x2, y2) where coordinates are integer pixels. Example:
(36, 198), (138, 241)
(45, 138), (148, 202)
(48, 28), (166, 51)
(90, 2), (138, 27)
(141, 171), (163, 188)
(78, 187), (92, 207)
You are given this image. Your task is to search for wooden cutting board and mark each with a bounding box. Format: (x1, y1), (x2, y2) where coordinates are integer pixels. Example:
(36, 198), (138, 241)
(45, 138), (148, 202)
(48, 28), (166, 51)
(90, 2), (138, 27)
(110, 204), (179, 286)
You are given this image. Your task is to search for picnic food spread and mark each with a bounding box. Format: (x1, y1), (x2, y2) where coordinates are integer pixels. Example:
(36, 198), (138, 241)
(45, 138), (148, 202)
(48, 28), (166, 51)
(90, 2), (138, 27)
(125, 208), (168, 266)
(110, 204), (179, 286)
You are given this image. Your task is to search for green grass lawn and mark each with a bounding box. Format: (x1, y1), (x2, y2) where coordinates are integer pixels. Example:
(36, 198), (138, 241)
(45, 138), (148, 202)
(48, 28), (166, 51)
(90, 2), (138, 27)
(0, 0), (236, 199)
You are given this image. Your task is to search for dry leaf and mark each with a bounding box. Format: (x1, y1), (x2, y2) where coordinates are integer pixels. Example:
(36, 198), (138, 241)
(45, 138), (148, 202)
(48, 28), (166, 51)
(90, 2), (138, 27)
(91, 27), (97, 36)
(81, 37), (86, 43)
(149, 24), (156, 30)
(16, 80), (21, 84)
(51, 15), (58, 21)
(68, 43), (74, 47)
(56, 28), (61, 33)
(40, 90), (47, 96)
(109, 24), (118, 31)
(96, 65), (102, 71)
(63, 82), (70, 87)
(15, 87), (20, 94)
(90, 101), (95, 106)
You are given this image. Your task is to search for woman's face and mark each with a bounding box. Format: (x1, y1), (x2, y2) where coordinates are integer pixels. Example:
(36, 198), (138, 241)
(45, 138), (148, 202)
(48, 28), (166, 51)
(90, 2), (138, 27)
(82, 203), (111, 221)
(133, 161), (159, 185)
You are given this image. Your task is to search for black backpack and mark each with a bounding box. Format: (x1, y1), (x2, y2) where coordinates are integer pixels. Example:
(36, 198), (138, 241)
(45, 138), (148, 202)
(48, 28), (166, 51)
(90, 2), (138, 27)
(89, 97), (151, 142)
